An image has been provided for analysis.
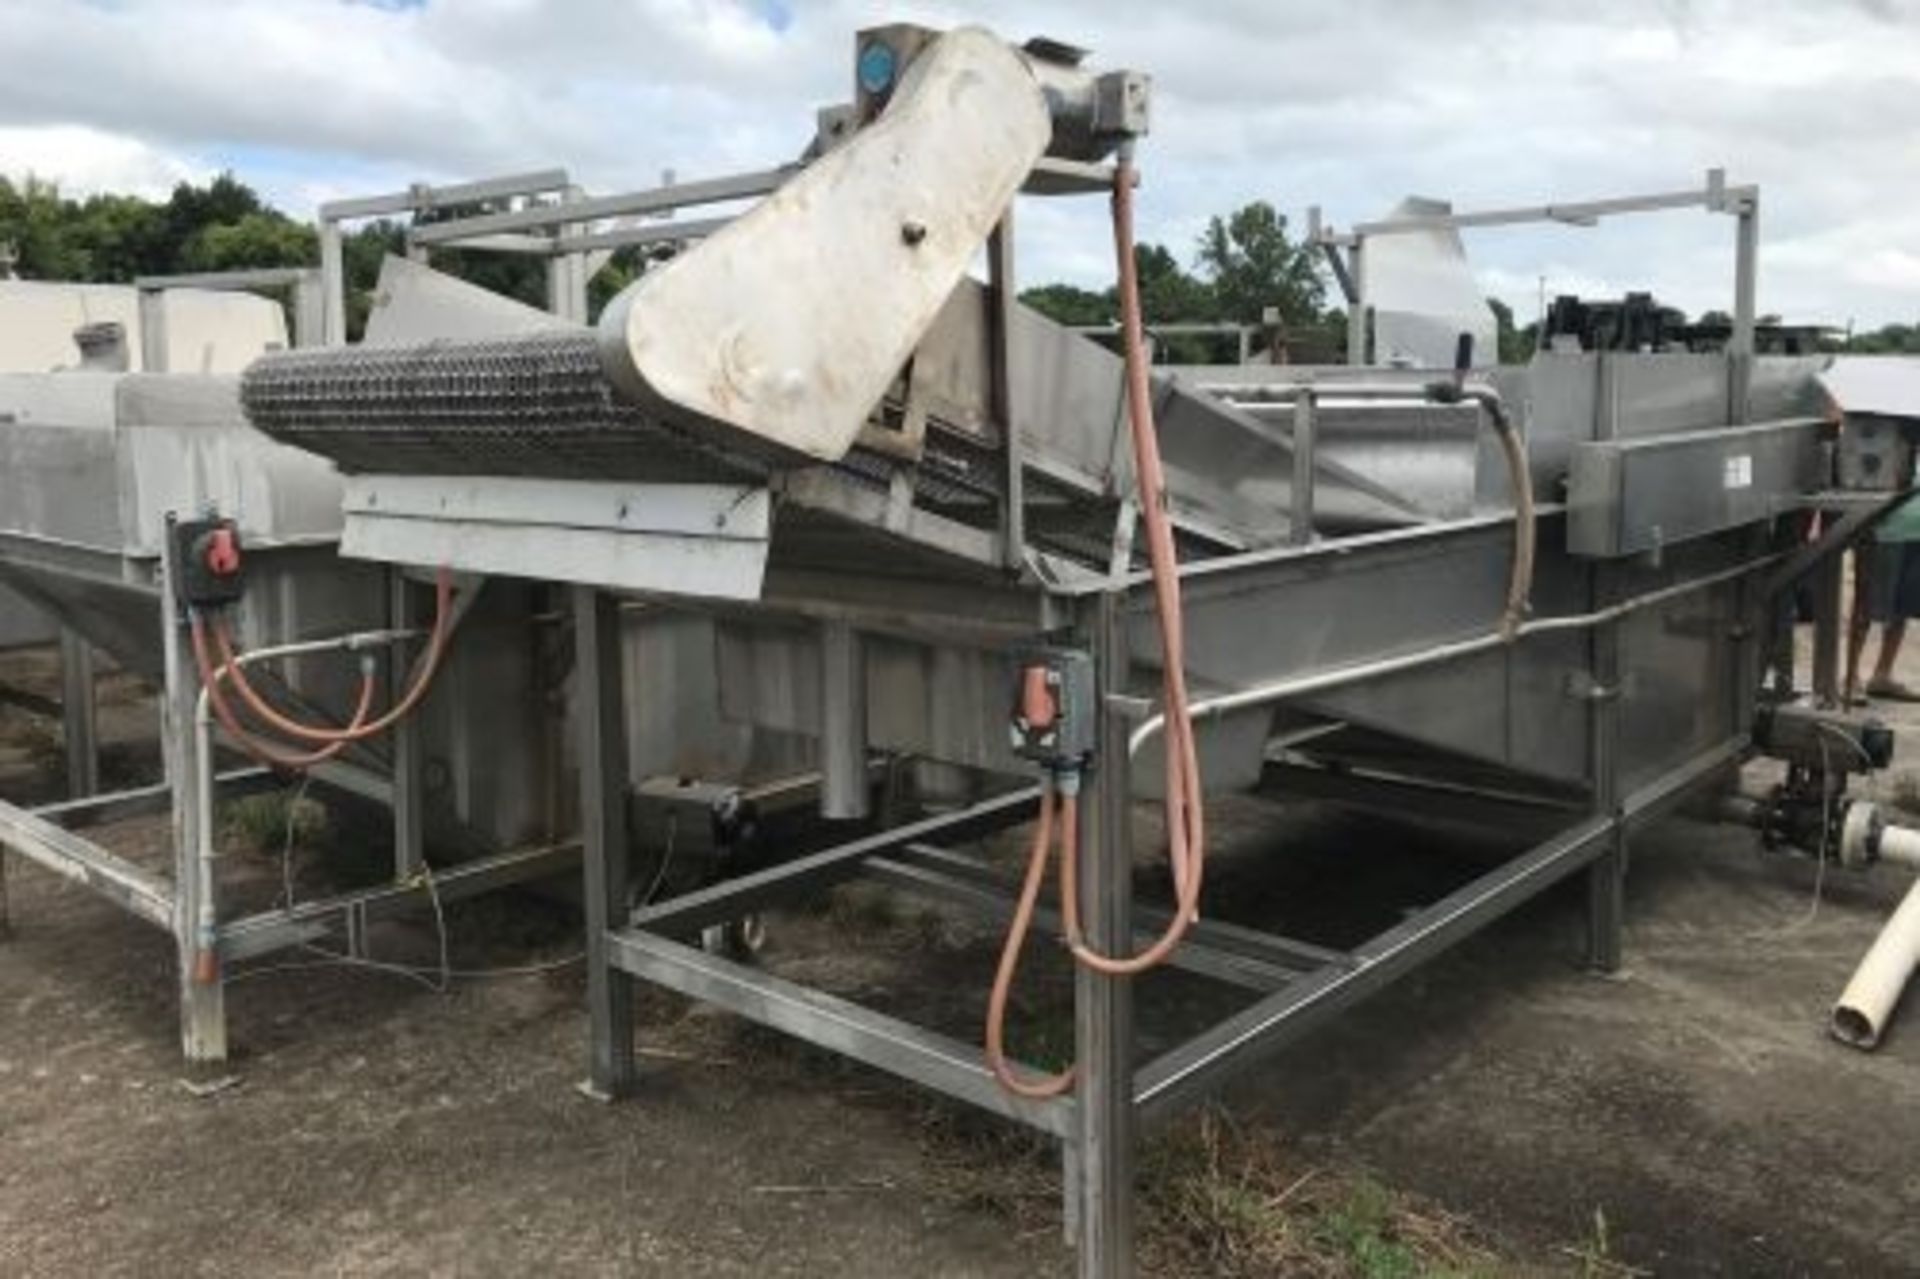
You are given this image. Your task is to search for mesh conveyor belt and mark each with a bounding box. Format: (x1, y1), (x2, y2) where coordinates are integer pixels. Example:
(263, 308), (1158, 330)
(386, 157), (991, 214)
(241, 331), (772, 483)
(241, 329), (1120, 570)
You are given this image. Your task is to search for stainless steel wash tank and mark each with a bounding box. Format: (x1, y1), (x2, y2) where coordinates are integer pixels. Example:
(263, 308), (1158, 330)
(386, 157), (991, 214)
(217, 22), (1897, 1279)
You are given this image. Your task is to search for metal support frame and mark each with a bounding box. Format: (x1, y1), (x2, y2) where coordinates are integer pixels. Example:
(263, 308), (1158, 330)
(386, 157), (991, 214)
(544, 186), (592, 324)
(591, 704), (1753, 1275)
(1585, 565), (1626, 973)
(1289, 389), (1316, 546)
(389, 569), (425, 879)
(1345, 239), (1367, 365)
(988, 215), (1025, 569)
(405, 168), (786, 249)
(0, 535), (572, 1065)
(576, 586), (636, 1100)
(57, 628), (98, 798)
(1811, 549), (1846, 706)
(316, 169), (573, 346)
(818, 619), (870, 821)
(134, 267), (326, 353)
(580, 507), (1804, 1273)
(158, 529), (225, 1065)
(1310, 169), (1758, 369)
(1731, 194), (1761, 420)
(1074, 593), (1135, 1276)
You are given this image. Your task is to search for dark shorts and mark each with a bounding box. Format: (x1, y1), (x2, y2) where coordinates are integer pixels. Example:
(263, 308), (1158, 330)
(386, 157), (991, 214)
(1867, 542), (1920, 623)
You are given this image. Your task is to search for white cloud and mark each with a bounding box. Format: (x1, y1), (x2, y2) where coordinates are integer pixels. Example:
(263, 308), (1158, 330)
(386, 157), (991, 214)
(0, 0), (1916, 324)
(0, 124), (207, 198)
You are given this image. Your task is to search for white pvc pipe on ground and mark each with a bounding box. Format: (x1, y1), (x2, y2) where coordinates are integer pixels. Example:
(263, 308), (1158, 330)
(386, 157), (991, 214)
(1876, 824), (1920, 872)
(1832, 824), (1920, 1050)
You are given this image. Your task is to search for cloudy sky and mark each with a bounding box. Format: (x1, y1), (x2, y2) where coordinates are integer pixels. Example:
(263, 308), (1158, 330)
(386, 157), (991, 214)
(1, 0), (1917, 328)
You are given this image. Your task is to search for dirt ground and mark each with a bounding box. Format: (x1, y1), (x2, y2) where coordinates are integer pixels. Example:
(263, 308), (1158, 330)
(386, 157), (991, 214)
(5, 640), (1920, 1276)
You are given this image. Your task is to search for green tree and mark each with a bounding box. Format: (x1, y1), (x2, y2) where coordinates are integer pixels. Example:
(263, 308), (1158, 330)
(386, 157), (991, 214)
(1487, 297), (1538, 364)
(67, 193), (167, 280)
(0, 177), (87, 280)
(1850, 323), (1920, 354)
(183, 212), (316, 273)
(1132, 243), (1212, 324)
(1195, 201), (1323, 327)
(1019, 242), (1218, 359)
(1021, 281), (1110, 327)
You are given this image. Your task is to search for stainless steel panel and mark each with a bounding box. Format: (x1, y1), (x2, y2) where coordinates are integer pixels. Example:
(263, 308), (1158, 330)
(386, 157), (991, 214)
(1494, 356), (1596, 502)
(0, 372), (346, 558)
(1131, 516), (1590, 784)
(340, 476), (771, 600)
(1598, 353), (1732, 438)
(1609, 537), (1750, 794)
(0, 375), (123, 551)
(362, 254), (574, 347)
(1567, 417), (1819, 557)
(0, 583), (55, 649)
(1749, 356), (1829, 422)
(1311, 401), (1479, 520)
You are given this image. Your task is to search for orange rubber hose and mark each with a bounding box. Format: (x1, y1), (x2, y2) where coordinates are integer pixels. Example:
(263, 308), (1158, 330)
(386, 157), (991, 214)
(983, 786), (1078, 1099)
(211, 569), (454, 744)
(983, 157), (1211, 1099)
(1059, 155), (1206, 975)
(190, 615), (374, 771)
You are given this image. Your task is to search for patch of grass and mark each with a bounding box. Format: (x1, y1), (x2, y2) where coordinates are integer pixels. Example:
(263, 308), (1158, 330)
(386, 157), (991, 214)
(1559, 1207), (1649, 1278)
(1313, 1178), (1431, 1279)
(1140, 1111), (1499, 1278)
(220, 790), (327, 858)
(917, 1103), (1513, 1278)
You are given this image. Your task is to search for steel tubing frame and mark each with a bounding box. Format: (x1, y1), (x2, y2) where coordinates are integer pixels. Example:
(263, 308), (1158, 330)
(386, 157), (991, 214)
(576, 511), (1797, 1276)
(0, 538), (578, 1068)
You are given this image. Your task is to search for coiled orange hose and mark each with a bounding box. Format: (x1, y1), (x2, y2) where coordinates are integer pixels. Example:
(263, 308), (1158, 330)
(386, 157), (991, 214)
(984, 156), (1209, 1096)
(983, 787), (1078, 1099)
(189, 616), (374, 771)
(209, 569), (454, 744)
(1060, 154), (1205, 974)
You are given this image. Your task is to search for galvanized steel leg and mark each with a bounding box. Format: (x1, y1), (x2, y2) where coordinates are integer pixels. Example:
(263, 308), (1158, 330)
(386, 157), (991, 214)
(1585, 574), (1626, 975)
(1074, 594), (1135, 1278)
(1289, 390), (1317, 547)
(59, 628), (99, 799)
(819, 619), (869, 821)
(1586, 837), (1626, 975)
(1730, 193), (1759, 423)
(575, 585), (636, 1100)
(160, 533), (226, 1065)
(1810, 547), (1845, 708)
(390, 570), (425, 880)
(1344, 240), (1367, 366)
(318, 220), (347, 346)
(988, 214), (1025, 569)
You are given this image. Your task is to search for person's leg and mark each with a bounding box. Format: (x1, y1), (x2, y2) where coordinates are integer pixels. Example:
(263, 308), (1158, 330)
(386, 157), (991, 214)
(1848, 547), (1876, 703)
(1875, 619), (1910, 685)
(1868, 543), (1920, 700)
